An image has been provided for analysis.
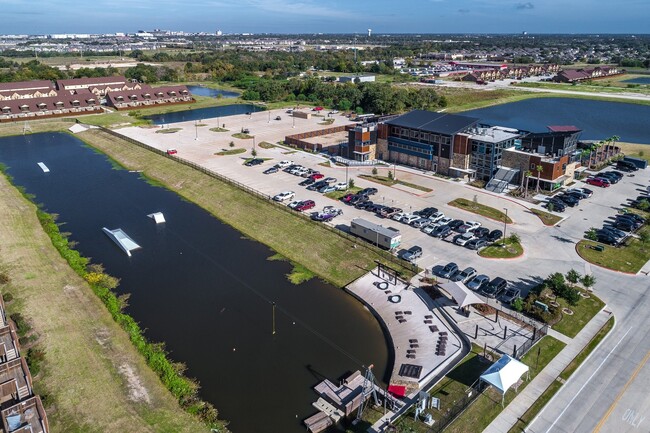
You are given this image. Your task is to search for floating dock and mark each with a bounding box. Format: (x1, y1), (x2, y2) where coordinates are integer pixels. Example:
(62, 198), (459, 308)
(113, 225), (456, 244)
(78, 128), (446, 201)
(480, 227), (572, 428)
(37, 162), (49, 173)
(147, 212), (166, 224)
(102, 227), (141, 257)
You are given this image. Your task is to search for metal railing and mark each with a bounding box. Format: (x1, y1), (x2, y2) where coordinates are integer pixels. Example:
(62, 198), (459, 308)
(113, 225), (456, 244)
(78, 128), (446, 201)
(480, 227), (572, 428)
(94, 127), (415, 275)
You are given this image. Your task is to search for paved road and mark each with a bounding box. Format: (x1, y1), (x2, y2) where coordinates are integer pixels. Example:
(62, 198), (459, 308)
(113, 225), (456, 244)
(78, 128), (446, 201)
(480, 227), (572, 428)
(115, 114), (650, 433)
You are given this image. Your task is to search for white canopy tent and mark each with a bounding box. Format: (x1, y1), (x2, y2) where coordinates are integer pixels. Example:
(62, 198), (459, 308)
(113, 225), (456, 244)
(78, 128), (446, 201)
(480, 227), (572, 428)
(480, 354), (530, 406)
(438, 281), (485, 309)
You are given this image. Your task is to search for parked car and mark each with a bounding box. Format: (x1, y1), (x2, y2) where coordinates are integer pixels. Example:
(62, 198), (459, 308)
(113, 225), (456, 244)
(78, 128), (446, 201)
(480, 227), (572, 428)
(501, 288), (521, 304)
(566, 188), (588, 199)
(301, 168), (317, 178)
(482, 277), (508, 298)
(416, 207), (439, 218)
(355, 200), (374, 210)
(466, 238), (488, 250)
(311, 212), (336, 222)
(359, 187), (379, 196)
(308, 181), (328, 191)
(454, 232), (475, 246)
(431, 225), (451, 238)
(439, 262), (459, 279)
(600, 225), (626, 239)
(287, 200), (302, 209)
(319, 185), (337, 193)
(428, 212), (445, 223)
(614, 220), (637, 232)
(300, 178), (315, 186)
(322, 206), (342, 216)
(392, 212), (409, 222)
(473, 227), (490, 239)
(401, 214), (421, 225)
(309, 173), (324, 181)
(244, 158), (264, 166)
(558, 195), (579, 207)
(617, 160), (638, 172)
(438, 217), (453, 226)
(422, 224), (438, 235)
(411, 218), (431, 229)
(596, 172), (619, 184)
(546, 199), (566, 212)
(467, 275), (490, 291)
(295, 200), (316, 211)
(596, 232), (620, 245)
(457, 221), (481, 233)
(452, 267), (477, 283)
(620, 213), (645, 224)
(323, 177), (337, 184)
(341, 193), (355, 203)
(334, 182), (348, 191)
(401, 246), (423, 262)
(273, 191), (295, 202)
(486, 230), (503, 242)
(166, 148), (178, 155)
(575, 187), (594, 197)
(586, 177), (611, 188)
(448, 219), (464, 231)
(380, 207), (401, 218)
(277, 160), (294, 168)
(263, 166), (279, 174)
(349, 194), (369, 205)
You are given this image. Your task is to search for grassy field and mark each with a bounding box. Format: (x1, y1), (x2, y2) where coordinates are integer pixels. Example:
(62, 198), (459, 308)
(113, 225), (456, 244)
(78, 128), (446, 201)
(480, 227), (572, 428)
(479, 238), (524, 259)
(76, 129), (414, 287)
(618, 142), (650, 163)
(530, 208), (563, 226)
(576, 210), (650, 273)
(215, 148), (246, 156)
(448, 198), (513, 223)
(0, 169), (214, 432)
(509, 317), (614, 433)
(552, 291), (605, 338)
(512, 77), (650, 96)
(358, 174), (433, 192)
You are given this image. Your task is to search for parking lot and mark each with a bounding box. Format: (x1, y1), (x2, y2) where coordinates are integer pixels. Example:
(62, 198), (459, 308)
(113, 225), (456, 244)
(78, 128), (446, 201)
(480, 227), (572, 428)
(117, 114), (650, 301)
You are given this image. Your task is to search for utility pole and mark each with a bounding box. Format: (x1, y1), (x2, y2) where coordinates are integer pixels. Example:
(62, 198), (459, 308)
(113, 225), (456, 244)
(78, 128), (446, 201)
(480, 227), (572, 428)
(194, 120), (198, 141)
(272, 302), (276, 335)
(503, 208), (508, 242)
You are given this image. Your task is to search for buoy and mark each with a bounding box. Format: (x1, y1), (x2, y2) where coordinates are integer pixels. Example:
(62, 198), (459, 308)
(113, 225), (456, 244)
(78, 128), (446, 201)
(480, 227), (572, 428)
(233, 348), (236, 352)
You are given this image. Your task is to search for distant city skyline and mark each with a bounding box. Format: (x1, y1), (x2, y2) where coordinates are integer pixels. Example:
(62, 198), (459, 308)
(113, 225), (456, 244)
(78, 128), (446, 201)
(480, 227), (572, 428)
(1, 0), (649, 35)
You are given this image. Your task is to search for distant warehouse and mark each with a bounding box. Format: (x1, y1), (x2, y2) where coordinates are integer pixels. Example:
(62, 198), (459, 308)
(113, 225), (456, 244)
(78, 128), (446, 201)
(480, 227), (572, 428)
(339, 74), (376, 83)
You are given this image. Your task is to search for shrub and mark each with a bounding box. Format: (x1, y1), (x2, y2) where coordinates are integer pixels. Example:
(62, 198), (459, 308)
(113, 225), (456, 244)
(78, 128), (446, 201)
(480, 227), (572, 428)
(508, 232), (521, 244)
(10, 313), (31, 337)
(566, 269), (581, 285)
(372, 167), (378, 175)
(26, 347), (46, 376)
(229, 141), (235, 148)
(512, 297), (524, 312)
(349, 179), (355, 189)
(2, 292), (13, 302)
(0, 272), (9, 285)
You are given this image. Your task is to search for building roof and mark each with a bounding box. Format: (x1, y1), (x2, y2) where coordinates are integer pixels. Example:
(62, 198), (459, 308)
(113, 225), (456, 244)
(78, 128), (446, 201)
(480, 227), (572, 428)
(438, 282), (485, 308)
(351, 218), (400, 238)
(56, 76), (127, 89)
(480, 355), (529, 395)
(386, 109), (478, 136)
(547, 125), (581, 133)
(0, 80), (54, 93)
(466, 126), (520, 144)
(0, 93), (99, 115)
(105, 85), (191, 105)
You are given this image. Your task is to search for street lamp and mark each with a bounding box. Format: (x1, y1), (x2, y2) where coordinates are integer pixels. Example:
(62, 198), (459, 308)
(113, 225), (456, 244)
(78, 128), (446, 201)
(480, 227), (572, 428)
(268, 110), (271, 123)
(292, 113), (295, 129)
(503, 208), (508, 242)
(345, 165), (349, 187)
(194, 120), (198, 141)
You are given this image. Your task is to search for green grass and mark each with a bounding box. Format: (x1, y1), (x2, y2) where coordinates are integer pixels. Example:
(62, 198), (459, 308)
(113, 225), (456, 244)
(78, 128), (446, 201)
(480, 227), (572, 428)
(358, 174), (433, 192)
(232, 133), (253, 139)
(267, 253), (315, 284)
(576, 211), (650, 273)
(449, 198), (513, 223)
(324, 186), (361, 200)
(531, 208), (563, 226)
(215, 148), (246, 156)
(78, 129), (415, 287)
(479, 238), (524, 259)
(155, 128), (182, 134)
(618, 142), (650, 163)
(552, 291), (605, 338)
(209, 127), (229, 132)
(509, 317), (614, 433)
(258, 141), (276, 149)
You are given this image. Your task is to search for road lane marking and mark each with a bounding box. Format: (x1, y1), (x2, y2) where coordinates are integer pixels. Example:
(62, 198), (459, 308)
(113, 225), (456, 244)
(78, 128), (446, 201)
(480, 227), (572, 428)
(592, 349), (650, 432)
(543, 326), (633, 433)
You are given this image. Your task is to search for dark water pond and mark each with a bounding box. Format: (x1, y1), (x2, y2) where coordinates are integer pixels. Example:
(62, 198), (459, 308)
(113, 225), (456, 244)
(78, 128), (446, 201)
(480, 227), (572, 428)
(622, 77), (650, 85)
(0, 133), (388, 433)
(462, 97), (650, 144)
(145, 103), (263, 125)
(187, 85), (240, 98)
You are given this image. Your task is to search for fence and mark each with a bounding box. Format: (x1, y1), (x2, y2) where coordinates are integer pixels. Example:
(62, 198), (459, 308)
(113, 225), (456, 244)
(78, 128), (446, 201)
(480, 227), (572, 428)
(413, 381), (487, 433)
(331, 156), (384, 166)
(94, 126), (415, 275)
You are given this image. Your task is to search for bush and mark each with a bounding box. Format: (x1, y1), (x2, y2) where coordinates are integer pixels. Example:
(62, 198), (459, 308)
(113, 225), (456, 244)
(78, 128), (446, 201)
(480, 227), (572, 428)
(0, 272), (9, 285)
(10, 312), (31, 337)
(512, 297), (524, 312)
(2, 292), (13, 302)
(372, 167), (378, 175)
(26, 346), (46, 376)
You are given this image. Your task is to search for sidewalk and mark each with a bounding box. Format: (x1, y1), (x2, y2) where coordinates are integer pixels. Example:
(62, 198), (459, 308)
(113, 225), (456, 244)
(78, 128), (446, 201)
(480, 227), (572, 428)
(482, 308), (612, 433)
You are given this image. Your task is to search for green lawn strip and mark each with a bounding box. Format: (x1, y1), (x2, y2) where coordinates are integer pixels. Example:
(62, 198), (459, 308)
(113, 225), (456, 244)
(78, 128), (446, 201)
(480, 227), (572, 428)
(209, 127), (229, 132)
(576, 216), (650, 273)
(259, 141), (276, 149)
(552, 292), (605, 338)
(358, 174), (432, 192)
(509, 317), (614, 433)
(531, 208), (563, 226)
(78, 129), (414, 287)
(449, 198), (513, 223)
(155, 128), (182, 134)
(479, 239), (524, 259)
(232, 133), (253, 139)
(324, 187), (362, 200)
(215, 148), (246, 156)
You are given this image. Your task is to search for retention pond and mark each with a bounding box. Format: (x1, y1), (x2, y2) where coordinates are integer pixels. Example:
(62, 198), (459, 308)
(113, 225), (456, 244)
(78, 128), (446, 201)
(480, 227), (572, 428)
(0, 132), (388, 433)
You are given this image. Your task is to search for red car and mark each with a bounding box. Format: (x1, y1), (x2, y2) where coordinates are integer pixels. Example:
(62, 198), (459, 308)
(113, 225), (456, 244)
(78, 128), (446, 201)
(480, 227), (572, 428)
(586, 177), (610, 188)
(309, 173), (324, 180)
(341, 193), (355, 203)
(295, 200), (316, 211)
(166, 148), (178, 155)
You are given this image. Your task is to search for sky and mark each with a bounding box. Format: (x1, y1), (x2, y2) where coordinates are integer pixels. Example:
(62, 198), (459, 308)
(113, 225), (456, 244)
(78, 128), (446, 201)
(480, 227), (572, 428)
(1, 0), (649, 35)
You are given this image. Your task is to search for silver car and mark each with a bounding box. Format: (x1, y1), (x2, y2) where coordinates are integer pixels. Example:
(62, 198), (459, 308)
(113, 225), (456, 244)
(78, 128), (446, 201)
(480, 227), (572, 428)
(467, 274), (490, 291)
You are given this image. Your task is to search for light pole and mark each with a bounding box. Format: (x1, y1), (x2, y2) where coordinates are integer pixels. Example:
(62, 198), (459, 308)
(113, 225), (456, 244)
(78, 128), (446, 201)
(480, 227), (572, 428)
(345, 165), (349, 188)
(253, 136), (256, 152)
(503, 208), (508, 243)
(268, 110), (271, 123)
(194, 120), (198, 141)
(292, 113), (295, 129)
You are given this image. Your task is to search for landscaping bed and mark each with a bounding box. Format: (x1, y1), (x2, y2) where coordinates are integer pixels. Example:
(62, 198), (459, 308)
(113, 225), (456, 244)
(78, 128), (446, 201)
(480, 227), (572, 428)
(479, 237), (523, 259)
(531, 208), (563, 226)
(358, 174), (433, 192)
(449, 198), (513, 223)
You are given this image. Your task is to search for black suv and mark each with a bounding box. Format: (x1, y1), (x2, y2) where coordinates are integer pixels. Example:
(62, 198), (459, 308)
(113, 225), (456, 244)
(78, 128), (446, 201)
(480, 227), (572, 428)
(244, 158), (264, 166)
(482, 277), (508, 298)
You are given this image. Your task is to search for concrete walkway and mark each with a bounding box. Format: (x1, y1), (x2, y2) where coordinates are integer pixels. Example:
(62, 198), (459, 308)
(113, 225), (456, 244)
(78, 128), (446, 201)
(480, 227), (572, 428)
(482, 308), (612, 433)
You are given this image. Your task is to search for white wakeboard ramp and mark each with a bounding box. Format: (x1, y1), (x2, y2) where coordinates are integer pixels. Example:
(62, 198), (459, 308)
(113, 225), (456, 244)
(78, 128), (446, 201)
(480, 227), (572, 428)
(37, 162), (49, 173)
(102, 228), (141, 257)
(147, 212), (166, 224)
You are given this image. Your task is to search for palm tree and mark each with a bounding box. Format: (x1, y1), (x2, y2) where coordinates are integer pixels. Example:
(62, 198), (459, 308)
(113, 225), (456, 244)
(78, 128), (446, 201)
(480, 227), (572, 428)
(535, 165), (543, 193)
(607, 135), (620, 159)
(524, 170), (532, 197)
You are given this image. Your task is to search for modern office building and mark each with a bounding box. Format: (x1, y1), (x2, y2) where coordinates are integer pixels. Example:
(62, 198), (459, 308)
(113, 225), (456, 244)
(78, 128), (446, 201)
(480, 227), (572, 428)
(520, 125), (581, 161)
(465, 126), (521, 181)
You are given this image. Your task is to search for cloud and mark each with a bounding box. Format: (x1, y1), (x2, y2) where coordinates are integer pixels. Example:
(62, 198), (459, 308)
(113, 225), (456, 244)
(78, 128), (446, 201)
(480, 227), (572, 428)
(515, 2), (534, 9)
(458, 8), (470, 13)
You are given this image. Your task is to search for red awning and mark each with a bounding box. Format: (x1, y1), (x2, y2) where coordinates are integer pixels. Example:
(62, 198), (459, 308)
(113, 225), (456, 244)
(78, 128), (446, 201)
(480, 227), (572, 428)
(387, 385), (406, 397)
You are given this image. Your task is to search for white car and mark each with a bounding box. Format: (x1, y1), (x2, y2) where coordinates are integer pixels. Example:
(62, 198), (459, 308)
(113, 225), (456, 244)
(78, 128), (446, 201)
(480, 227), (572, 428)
(455, 232), (475, 246)
(277, 160), (293, 168)
(273, 191), (295, 202)
(429, 212), (445, 223)
(392, 212), (409, 222)
(334, 182), (348, 191)
(401, 214), (421, 225)
(329, 110), (339, 114)
(289, 166), (306, 175)
(287, 200), (302, 209)
(438, 217), (453, 226)
(422, 224), (437, 234)
(465, 221), (482, 231)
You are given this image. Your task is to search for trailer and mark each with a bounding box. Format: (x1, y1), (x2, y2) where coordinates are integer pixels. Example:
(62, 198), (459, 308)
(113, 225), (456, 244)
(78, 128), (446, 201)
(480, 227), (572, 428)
(349, 218), (401, 250)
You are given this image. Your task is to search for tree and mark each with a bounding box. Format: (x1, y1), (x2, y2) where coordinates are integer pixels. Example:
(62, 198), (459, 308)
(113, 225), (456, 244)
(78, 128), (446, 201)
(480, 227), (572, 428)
(512, 297), (524, 312)
(348, 179), (355, 189)
(523, 170), (533, 197)
(388, 170), (394, 180)
(547, 202), (555, 213)
(372, 167), (378, 175)
(637, 199), (650, 211)
(229, 141), (235, 148)
(566, 269), (581, 285)
(251, 149), (257, 157)
(508, 232), (521, 244)
(581, 274), (596, 291)
(535, 165), (543, 193)
(585, 227), (598, 241)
